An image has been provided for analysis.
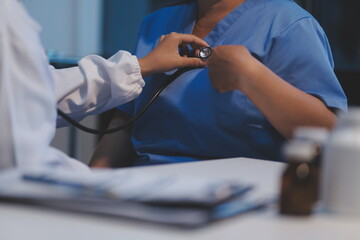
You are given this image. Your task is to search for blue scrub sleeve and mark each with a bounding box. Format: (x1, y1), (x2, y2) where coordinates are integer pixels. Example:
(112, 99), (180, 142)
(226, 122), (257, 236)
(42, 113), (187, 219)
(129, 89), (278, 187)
(266, 17), (347, 112)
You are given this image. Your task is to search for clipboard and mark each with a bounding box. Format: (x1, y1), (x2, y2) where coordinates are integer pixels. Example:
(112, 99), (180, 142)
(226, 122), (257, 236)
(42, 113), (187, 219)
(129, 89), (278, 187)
(0, 168), (271, 228)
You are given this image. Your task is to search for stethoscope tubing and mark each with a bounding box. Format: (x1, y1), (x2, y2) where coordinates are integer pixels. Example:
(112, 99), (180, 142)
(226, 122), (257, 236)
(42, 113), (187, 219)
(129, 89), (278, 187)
(57, 67), (196, 135)
(58, 47), (212, 135)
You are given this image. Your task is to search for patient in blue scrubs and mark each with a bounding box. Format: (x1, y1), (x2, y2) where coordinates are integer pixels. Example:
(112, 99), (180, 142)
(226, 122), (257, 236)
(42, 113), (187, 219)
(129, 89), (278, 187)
(90, 0), (347, 168)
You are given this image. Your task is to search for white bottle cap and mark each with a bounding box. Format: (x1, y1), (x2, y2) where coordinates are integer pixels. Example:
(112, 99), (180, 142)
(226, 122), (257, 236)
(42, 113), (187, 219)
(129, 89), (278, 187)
(337, 107), (360, 126)
(283, 140), (316, 163)
(294, 127), (329, 144)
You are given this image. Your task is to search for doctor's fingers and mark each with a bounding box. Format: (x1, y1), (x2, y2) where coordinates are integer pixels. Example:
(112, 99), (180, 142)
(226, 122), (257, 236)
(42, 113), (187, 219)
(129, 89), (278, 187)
(176, 33), (209, 49)
(160, 33), (209, 49)
(159, 34), (167, 42)
(179, 56), (207, 68)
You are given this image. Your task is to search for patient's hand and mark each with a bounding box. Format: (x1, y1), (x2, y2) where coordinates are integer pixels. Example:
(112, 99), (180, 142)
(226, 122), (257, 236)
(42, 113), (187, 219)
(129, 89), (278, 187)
(207, 45), (259, 93)
(208, 45), (337, 139)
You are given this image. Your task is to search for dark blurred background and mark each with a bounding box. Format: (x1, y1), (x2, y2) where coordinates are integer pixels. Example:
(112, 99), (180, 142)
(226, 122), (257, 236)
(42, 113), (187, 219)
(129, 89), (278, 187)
(296, 0), (360, 106)
(22, 0), (360, 162)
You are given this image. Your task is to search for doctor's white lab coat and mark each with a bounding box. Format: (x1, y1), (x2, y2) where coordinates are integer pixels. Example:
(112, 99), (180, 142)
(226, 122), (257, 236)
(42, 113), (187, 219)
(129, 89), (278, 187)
(0, 0), (145, 171)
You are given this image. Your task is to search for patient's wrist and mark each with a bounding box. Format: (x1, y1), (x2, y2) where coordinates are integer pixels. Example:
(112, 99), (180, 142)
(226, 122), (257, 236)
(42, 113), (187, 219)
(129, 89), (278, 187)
(237, 56), (265, 92)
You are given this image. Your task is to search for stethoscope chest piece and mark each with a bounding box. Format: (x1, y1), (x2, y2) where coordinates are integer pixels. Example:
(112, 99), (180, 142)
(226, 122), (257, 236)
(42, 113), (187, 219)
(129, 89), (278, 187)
(198, 47), (212, 61)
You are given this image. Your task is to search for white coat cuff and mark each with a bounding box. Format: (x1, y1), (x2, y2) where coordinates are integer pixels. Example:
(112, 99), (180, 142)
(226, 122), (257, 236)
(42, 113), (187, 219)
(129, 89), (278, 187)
(109, 51), (145, 104)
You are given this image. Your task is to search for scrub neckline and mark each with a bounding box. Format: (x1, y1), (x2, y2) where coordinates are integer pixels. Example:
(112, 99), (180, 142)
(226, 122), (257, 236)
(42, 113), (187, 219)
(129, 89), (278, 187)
(183, 0), (266, 46)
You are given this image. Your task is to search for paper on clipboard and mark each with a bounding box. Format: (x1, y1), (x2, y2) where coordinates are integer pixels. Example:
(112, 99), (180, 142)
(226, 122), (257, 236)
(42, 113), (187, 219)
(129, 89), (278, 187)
(0, 167), (272, 228)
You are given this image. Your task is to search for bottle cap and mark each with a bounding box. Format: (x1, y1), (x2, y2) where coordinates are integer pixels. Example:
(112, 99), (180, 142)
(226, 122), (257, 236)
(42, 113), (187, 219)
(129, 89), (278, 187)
(337, 108), (360, 126)
(294, 127), (329, 144)
(283, 140), (317, 163)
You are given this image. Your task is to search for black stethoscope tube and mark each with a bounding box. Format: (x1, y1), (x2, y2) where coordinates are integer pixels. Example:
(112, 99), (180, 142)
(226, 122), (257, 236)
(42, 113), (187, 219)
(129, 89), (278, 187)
(58, 47), (212, 135)
(57, 67), (195, 135)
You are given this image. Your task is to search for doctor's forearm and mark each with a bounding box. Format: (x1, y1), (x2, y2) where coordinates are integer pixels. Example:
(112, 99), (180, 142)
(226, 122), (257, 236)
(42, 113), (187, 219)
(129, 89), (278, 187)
(239, 60), (337, 139)
(53, 51), (144, 126)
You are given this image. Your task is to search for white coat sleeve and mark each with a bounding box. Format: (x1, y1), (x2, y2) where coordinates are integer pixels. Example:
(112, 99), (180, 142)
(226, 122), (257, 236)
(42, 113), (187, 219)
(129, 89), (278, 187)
(53, 51), (145, 127)
(0, 0), (89, 172)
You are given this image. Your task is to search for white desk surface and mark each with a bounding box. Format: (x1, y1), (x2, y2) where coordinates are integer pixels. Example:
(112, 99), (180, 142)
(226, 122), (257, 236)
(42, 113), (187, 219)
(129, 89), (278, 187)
(1, 158), (359, 240)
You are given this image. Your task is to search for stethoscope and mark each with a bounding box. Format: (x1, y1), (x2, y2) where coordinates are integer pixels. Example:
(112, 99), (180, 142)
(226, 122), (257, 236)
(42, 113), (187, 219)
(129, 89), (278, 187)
(57, 47), (213, 135)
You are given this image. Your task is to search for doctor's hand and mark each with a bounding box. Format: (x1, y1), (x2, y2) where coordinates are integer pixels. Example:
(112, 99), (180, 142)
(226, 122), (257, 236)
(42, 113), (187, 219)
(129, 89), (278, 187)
(138, 33), (209, 77)
(207, 45), (260, 93)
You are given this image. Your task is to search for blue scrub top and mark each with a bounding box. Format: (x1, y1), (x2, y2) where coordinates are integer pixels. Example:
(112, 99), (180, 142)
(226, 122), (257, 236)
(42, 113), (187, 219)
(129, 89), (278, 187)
(119, 0), (347, 165)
